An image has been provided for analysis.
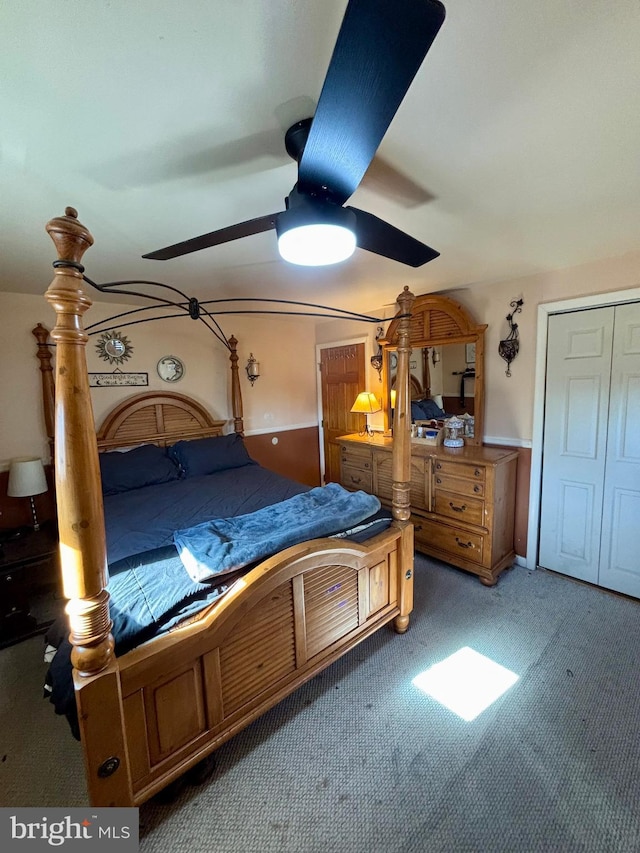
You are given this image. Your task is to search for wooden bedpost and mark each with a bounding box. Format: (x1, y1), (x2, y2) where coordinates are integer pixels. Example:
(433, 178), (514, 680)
(32, 322), (55, 460)
(44, 207), (114, 676)
(228, 335), (244, 434)
(391, 285), (415, 634)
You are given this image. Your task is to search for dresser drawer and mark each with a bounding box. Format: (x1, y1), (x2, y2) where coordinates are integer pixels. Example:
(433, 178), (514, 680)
(341, 464), (372, 492)
(433, 459), (485, 483)
(340, 444), (372, 466)
(0, 571), (30, 619)
(433, 472), (485, 498)
(433, 490), (485, 527)
(413, 516), (486, 566)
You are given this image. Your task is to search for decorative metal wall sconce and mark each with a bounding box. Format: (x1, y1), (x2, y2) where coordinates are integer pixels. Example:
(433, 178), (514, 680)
(431, 347), (441, 366)
(498, 298), (524, 377)
(245, 353), (260, 385)
(370, 326), (385, 380)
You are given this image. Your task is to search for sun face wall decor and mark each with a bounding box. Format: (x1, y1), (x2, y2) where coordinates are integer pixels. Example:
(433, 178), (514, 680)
(95, 331), (134, 365)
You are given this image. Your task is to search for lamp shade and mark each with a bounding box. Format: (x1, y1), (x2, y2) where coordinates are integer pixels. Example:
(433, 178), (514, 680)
(7, 457), (48, 498)
(350, 392), (382, 415)
(390, 389), (397, 409)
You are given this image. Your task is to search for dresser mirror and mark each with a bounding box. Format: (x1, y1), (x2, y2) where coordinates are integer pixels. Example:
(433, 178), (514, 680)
(382, 293), (487, 446)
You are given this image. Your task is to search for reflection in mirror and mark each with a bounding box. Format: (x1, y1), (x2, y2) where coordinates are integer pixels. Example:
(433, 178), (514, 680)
(382, 292), (486, 445)
(389, 344), (476, 419)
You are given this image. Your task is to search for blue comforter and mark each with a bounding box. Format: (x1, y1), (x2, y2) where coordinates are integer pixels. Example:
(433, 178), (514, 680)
(174, 483), (381, 581)
(46, 465), (392, 737)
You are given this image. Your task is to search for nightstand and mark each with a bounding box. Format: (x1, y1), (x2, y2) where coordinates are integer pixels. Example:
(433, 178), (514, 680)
(0, 521), (63, 648)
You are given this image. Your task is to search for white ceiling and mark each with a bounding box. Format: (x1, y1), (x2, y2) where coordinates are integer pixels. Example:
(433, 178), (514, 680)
(2, 0), (639, 316)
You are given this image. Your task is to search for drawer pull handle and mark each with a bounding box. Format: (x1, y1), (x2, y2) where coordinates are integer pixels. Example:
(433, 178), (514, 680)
(350, 476), (362, 484)
(436, 463), (442, 470)
(436, 478), (442, 484)
(414, 524), (423, 532)
(474, 485), (481, 493)
(449, 502), (466, 513)
(474, 469), (482, 477)
(455, 537), (474, 550)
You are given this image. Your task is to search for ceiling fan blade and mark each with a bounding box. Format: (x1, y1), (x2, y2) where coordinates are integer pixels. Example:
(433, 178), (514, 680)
(142, 213), (281, 260)
(362, 155), (436, 208)
(348, 206), (439, 267)
(298, 0), (445, 204)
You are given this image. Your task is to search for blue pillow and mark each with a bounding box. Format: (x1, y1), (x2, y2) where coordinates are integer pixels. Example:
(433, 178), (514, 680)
(168, 434), (255, 478)
(411, 401), (426, 421)
(99, 444), (180, 495)
(412, 398), (446, 420)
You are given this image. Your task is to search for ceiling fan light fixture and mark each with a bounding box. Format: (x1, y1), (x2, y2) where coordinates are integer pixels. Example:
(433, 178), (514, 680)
(276, 202), (356, 266)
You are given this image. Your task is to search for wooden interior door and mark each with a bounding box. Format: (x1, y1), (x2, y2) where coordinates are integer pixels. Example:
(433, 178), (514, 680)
(320, 343), (366, 484)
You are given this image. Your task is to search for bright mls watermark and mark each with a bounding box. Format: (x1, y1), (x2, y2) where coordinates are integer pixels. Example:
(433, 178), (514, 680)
(0, 808), (138, 850)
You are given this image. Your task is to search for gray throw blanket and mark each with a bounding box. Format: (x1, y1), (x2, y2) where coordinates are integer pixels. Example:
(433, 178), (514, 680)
(173, 482), (381, 582)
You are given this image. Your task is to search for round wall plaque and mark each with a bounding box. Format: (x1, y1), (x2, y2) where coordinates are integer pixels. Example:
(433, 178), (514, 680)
(157, 355), (185, 383)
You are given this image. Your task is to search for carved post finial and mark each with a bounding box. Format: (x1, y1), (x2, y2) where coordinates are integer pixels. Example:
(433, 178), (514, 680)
(46, 207), (94, 267)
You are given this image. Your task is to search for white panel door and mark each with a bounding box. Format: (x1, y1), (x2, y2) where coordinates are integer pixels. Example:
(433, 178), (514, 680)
(598, 303), (640, 598)
(538, 308), (614, 582)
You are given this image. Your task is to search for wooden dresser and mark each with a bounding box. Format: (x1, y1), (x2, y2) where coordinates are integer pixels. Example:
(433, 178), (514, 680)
(338, 433), (518, 586)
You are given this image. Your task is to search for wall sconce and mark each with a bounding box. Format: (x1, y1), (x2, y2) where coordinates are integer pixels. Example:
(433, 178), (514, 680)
(245, 353), (260, 385)
(498, 298), (524, 377)
(351, 391), (381, 437)
(431, 347), (440, 366)
(370, 326), (384, 380)
(7, 456), (48, 530)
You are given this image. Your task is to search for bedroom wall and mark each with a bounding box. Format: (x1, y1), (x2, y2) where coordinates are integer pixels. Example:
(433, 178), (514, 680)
(457, 248), (640, 445)
(2, 250), (638, 536)
(315, 249), (640, 558)
(0, 291), (320, 526)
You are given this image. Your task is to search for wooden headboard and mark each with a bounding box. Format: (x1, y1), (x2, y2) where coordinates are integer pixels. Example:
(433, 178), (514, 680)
(96, 391), (227, 451)
(391, 374), (424, 401)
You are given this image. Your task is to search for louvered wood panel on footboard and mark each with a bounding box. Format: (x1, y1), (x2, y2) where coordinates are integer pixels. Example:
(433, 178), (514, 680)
(107, 530), (410, 804)
(304, 564), (360, 659)
(220, 583), (296, 716)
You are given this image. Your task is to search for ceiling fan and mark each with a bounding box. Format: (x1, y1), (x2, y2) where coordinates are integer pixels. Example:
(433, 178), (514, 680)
(143, 0), (446, 268)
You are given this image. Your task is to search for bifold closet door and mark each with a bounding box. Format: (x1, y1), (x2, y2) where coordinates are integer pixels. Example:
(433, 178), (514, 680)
(539, 303), (640, 598)
(538, 307), (613, 584)
(598, 302), (640, 598)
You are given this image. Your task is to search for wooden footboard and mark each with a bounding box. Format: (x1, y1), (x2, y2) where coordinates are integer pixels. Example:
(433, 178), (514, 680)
(76, 525), (413, 806)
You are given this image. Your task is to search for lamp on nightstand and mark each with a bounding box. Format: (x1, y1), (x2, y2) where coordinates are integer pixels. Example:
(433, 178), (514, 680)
(351, 392), (381, 437)
(7, 457), (48, 531)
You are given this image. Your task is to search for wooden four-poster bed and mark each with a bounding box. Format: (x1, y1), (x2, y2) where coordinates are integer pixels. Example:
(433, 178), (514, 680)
(39, 207), (416, 807)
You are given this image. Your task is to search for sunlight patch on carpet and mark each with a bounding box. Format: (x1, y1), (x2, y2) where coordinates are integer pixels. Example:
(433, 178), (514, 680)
(412, 646), (519, 721)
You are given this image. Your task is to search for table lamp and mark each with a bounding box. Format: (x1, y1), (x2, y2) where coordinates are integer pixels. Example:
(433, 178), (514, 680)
(351, 392), (381, 437)
(7, 457), (48, 531)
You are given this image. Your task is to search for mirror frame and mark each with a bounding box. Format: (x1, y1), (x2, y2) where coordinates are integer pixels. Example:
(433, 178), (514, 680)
(381, 292), (487, 446)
